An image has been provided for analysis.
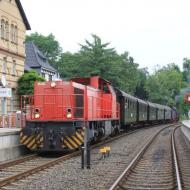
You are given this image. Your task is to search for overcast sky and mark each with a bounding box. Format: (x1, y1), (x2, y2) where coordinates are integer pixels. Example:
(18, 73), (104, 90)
(20, 0), (190, 72)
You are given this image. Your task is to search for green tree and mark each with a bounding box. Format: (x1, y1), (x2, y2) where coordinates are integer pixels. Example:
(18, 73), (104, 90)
(25, 32), (62, 68)
(135, 68), (149, 99)
(116, 52), (139, 93)
(58, 35), (140, 93)
(145, 63), (187, 105)
(17, 71), (45, 96)
(57, 52), (82, 78)
(79, 34), (117, 77)
(182, 58), (190, 83)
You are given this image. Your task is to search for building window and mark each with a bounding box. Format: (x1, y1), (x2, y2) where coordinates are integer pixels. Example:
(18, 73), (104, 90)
(5, 21), (9, 40)
(1, 98), (7, 115)
(14, 26), (18, 44)
(45, 73), (49, 81)
(10, 24), (18, 44)
(49, 75), (52, 81)
(10, 89), (15, 112)
(41, 73), (45, 78)
(10, 24), (14, 42)
(2, 57), (7, 74)
(12, 60), (16, 75)
(1, 19), (5, 39)
(1, 74), (6, 87)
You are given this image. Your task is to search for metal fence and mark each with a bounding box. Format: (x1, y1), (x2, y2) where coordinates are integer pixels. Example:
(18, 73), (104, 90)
(0, 112), (23, 128)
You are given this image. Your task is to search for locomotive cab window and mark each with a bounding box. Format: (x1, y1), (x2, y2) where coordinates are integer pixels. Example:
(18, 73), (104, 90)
(103, 84), (110, 94)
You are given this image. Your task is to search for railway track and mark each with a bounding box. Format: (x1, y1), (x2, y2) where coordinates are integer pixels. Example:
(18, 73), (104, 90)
(0, 125), (157, 189)
(109, 124), (182, 190)
(174, 126), (190, 189)
(0, 152), (80, 189)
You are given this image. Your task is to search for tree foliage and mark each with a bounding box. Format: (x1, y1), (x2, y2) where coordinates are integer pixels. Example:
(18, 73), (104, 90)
(58, 34), (139, 93)
(145, 64), (187, 105)
(135, 68), (149, 100)
(17, 71), (45, 96)
(24, 32), (189, 114)
(182, 58), (190, 83)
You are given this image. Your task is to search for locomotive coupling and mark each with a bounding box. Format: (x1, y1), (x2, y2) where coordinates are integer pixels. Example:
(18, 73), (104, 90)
(48, 129), (56, 148)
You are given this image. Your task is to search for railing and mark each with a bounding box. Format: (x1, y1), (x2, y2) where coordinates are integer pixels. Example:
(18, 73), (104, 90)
(0, 113), (17, 128)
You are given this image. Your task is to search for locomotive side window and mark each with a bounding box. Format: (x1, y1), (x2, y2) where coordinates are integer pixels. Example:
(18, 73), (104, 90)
(74, 87), (84, 118)
(103, 84), (110, 93)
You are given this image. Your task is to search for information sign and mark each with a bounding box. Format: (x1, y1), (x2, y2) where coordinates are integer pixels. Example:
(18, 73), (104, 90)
(0, 88), (12, 98)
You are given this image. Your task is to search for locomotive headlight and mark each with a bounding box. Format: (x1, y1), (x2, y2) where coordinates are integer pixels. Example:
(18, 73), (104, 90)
(51, 82), (56, 87)
(66, 108), (72, 118)
(34, 113), (40, 119)
(66, 113), (72, 118)
(34, 108), (40, 119)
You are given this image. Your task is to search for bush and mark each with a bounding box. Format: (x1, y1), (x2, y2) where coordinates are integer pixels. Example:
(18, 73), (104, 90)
(17, 71), (45, 95)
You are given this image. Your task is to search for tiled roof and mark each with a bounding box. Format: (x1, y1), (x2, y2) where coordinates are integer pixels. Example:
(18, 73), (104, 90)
(25, 42), (56, 72)
(24, 63), (32, 72)
(15, 0), (31, 30)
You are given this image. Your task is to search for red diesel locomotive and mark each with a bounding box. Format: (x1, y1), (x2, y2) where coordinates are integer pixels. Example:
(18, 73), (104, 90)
(20, 76), (120, 151)
(20, 76), (177, 151)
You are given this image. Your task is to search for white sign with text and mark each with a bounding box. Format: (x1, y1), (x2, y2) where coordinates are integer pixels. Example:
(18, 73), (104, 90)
(0, 88), (12, 97)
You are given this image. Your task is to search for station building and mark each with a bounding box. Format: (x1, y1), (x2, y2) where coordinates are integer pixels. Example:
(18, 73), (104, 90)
(0, 0), (30, 115)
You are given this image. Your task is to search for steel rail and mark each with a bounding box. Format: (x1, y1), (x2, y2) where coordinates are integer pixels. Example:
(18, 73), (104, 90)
(0, 154), (37, 170)
(0, 125), (153, 188)
(172, 125), (182, 190)
(109, 124), (179, 190)
(0, 150), (80, 188)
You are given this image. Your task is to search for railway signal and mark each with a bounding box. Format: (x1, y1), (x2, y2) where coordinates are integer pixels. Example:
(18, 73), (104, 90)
(185, 93), (190, 104)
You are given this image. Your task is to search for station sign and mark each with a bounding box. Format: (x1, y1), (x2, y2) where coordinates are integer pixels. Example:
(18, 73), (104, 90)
(0, 88), (12, 98)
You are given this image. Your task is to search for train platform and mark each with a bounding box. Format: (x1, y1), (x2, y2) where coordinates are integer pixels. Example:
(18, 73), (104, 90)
(181, 120), (190, 142)
(0, 128), (29, 162)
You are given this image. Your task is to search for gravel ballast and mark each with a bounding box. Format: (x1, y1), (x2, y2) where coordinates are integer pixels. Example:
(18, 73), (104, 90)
(5, 125), (170, 190)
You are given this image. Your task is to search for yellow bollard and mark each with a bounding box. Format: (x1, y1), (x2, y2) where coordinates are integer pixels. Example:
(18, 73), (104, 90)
(104, 147), (111, 157)
(100, 148), (107, 159)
